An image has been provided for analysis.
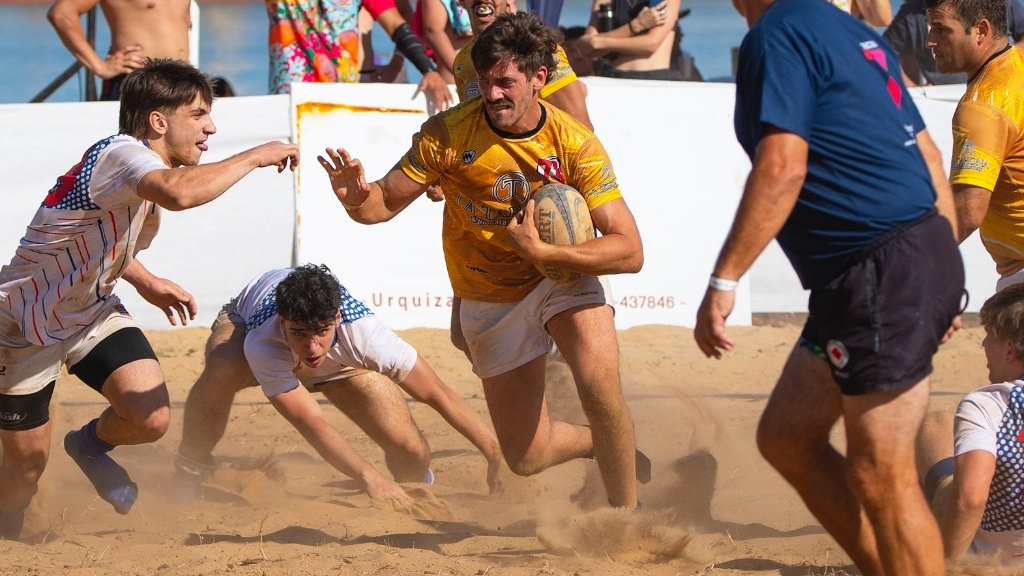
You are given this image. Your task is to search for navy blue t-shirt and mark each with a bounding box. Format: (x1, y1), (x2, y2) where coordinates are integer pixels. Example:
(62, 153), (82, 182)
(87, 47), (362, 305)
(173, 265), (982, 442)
(734, 0), (936, 290)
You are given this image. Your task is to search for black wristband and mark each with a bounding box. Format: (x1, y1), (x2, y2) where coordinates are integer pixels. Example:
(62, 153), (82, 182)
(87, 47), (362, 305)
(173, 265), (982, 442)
(391, 23), (437, 75)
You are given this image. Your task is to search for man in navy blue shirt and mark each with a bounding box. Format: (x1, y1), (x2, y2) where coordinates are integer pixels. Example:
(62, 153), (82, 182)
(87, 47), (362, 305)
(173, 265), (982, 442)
(695, 0), (966, 573)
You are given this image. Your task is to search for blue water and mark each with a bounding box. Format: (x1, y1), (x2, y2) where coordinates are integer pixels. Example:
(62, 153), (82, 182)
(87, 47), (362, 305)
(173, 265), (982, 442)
(0, 0), (754, 103)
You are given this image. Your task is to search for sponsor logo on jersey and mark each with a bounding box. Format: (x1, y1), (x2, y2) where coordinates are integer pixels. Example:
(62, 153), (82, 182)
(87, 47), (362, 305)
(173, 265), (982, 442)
(114, 303), (132, 317)
(826, 339), (850, 369)
(536, 156), (565, 183)
(860, 40), (902, 109)
(491, 172), (531, 214)
(462, 150), (477, 164)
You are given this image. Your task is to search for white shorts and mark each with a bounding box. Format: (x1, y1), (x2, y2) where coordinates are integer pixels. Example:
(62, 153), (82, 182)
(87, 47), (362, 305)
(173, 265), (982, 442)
(0, 301), (138, 396)
(460, 275), (613, 379)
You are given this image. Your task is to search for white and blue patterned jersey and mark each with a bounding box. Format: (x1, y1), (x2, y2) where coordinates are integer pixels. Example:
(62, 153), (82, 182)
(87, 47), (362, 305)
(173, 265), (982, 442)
(954, 380), (1024, 561)
(234, 268), (417, 397)
(0, 135), (166, 346)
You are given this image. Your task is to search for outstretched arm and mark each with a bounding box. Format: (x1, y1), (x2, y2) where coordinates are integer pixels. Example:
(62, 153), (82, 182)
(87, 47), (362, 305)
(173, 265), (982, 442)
(121, 259), (197, 326)
(137, 141), (298, 211)
(396, 356), (504, 493)
(317, 147), (429, 223)
(693, 127), (807, 359)
(269, 385), (415, 504)
(48, 0), (145, 79)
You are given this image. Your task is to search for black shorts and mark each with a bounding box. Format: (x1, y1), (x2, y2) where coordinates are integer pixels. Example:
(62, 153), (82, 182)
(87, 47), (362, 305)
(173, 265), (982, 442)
(0, 381), (55, 431)
(799, 211), (965, 396)
(101, 74), (126, 102)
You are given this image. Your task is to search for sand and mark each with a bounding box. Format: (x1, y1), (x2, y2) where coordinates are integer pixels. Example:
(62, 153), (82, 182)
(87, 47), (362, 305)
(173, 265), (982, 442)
(0, 322), (1011, 575)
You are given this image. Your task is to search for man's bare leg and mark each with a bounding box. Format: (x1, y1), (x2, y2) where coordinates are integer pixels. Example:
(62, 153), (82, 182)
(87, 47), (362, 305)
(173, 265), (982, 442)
(64, 356), (169, 514)
(323, 372), (430, 482)
(0, 424), (50, 539)
(175, 319), (256, 493)
(757, 346), (883, 574)
(844, 377), (943, 576)
(482, 353), (594, 476)
(547, 303), (637, 509)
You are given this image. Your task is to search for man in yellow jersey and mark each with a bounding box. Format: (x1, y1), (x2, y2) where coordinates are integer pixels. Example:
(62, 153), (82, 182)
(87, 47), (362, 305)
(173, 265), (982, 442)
(317, 11), (648, 510)
(448, 0), (593, 360)
(927, 0), (1024, 290)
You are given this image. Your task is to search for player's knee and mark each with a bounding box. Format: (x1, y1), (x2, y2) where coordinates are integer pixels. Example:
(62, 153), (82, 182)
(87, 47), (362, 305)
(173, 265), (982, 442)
(846, 454), (905, 509)
(755, 414), (790, 467)
(1, 453), (47, 498)
(127, 404), (171, 442)
(504, 453), (547, 477)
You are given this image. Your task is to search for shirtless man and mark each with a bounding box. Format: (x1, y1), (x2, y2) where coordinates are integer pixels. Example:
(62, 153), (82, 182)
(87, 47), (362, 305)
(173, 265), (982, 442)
(48, 0), (190, 101)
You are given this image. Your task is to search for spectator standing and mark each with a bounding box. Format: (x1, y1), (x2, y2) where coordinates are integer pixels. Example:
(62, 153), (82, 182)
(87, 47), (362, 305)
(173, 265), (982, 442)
(47, 0), (190, 101)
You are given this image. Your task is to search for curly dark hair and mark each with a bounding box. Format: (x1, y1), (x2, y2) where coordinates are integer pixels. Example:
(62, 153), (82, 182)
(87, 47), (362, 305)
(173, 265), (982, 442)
(471, 11), (561, 80)
(119, 58), (214, 139)
(275, 264), (342, 329)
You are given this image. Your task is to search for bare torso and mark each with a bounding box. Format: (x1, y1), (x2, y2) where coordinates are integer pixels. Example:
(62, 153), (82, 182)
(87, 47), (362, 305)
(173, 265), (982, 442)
(100, 0), (190, 60)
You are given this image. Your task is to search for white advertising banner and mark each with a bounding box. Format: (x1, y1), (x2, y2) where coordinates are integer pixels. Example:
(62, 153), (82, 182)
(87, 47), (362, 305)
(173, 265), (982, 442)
(0, 82), (994, 332)
(290, 80), (752, 330)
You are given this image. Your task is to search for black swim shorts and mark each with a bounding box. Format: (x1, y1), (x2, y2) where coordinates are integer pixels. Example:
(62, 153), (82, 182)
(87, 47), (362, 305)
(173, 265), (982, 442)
(799, 211), (966, 396)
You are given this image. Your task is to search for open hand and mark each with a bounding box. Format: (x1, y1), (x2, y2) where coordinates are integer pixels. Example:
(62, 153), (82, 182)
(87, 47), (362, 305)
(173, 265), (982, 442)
(317, 147), (371, 209)
(136, 275), (197, 326)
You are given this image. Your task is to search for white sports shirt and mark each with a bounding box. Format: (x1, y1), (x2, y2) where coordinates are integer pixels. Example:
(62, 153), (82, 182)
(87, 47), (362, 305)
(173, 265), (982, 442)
(235, 268), (418, 397)
(0, 135), (166, 346)
(955, 380), (1024, 563)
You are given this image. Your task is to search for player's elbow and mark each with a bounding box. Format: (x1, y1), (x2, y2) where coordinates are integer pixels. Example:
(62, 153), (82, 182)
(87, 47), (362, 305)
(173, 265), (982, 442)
(620, 241), (644, 274)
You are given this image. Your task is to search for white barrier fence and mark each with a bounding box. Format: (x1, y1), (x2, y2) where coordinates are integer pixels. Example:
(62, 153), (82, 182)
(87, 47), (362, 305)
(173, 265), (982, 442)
(0, 81), (995, 331)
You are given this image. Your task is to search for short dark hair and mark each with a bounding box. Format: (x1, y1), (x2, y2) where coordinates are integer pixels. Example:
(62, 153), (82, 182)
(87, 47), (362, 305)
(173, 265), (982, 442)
(980, 283), (1024, 359)
(924, 0), (1008, 38)
(118, 58), (214, 138)
(275, 264), (342, 329)
(471, 11), (560, 80)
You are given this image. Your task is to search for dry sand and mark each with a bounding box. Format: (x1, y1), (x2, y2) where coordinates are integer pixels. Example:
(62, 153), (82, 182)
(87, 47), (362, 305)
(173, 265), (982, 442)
(0, 322), (1012, 575)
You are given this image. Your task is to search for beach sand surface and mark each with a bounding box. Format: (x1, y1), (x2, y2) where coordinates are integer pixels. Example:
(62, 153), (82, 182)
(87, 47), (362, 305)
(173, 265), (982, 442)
(0, 323), (1014, 575)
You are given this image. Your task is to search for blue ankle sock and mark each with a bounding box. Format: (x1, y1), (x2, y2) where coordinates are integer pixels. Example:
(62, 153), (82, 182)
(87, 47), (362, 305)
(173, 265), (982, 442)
(64, 419), (137, 514)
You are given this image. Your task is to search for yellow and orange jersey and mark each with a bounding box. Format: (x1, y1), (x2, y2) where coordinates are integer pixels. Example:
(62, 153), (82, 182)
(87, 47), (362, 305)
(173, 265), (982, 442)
(452, 37), (578, 102)
(401, 99), (621, 302)
(950, 45), (1024, 275)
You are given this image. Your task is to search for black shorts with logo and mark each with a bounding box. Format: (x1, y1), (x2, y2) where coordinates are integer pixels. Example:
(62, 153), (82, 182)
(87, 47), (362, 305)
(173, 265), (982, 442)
(799, 210), (965, 396)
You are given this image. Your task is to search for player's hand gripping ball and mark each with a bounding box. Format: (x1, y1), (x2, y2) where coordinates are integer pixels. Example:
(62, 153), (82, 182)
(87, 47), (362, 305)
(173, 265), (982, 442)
(532, 183), (595, 283)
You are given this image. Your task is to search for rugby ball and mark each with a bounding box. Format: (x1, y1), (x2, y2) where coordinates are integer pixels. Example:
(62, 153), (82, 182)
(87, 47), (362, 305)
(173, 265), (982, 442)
(532, 183), (595, 283)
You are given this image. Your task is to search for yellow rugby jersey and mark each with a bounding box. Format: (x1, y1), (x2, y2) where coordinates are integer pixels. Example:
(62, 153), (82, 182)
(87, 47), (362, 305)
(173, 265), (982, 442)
(950, 45), (1024, 275)
(401, 99), (622, 302)
(453, 37), (578, 102)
